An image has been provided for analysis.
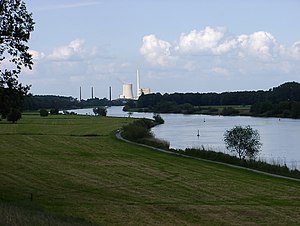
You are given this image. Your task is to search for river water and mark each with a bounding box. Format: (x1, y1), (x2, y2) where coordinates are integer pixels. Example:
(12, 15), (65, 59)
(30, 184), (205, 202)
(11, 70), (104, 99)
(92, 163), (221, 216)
(69, 106), (300, 169)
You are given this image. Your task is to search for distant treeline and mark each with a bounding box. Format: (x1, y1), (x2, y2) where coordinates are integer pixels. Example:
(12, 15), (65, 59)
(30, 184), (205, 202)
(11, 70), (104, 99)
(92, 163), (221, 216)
(23, 95), (125, 111)
(125, 81), (300, 118)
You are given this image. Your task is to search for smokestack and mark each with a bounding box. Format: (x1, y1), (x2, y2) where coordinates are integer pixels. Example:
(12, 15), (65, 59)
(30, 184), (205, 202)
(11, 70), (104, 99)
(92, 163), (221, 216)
(109, 86), (112, 101)
(137, 69), (141, 98)
(79, 86), (82, 101)
(91, 87), (94, 99)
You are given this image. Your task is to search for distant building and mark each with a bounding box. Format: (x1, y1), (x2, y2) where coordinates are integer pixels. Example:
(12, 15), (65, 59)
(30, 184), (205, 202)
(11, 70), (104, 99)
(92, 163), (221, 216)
(140, 87), (150, 96)
(136, 69), (150, 99)
(119, 69), (151, 100)
(119, 83), (134, 99)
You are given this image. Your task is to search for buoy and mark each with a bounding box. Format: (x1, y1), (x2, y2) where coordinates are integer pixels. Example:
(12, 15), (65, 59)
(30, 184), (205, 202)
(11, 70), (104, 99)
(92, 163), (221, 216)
(197, 130), (200, 137)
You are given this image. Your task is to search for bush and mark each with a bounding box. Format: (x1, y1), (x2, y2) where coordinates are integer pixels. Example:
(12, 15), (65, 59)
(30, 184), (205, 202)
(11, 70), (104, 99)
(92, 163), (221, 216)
(93, 107), (107, 116)
(50, 108), (59, 115)
(122, 124), (152, 141)
(40, 109), (49, 117)
(7, 108), (22, 123)
(153, 113), (164, 124)
(122, 118), (156, 142)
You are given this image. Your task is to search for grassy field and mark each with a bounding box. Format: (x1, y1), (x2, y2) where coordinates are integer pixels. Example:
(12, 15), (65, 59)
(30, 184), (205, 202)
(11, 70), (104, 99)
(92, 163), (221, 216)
(1, 114), (300, 225)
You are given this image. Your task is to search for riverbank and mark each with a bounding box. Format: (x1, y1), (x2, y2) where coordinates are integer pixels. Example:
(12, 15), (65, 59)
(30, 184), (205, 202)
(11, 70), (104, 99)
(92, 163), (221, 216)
(116, 130), (300, 182)
(120, 118), (300, 180)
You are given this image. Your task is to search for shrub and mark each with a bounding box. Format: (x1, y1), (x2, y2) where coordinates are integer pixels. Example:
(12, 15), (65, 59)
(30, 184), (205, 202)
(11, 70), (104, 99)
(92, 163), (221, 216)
(153, 113), (164, 124)
(7, 108), (22, 123)
(40, 109), (49, 117)
(50, 108), (59, 115)
(122, 124), (152, 141)
(93, 107), (107, 116)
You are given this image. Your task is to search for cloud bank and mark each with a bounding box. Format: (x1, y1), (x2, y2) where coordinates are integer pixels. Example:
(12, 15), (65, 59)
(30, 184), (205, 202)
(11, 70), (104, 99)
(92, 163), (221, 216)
(140, 26), (300, 75)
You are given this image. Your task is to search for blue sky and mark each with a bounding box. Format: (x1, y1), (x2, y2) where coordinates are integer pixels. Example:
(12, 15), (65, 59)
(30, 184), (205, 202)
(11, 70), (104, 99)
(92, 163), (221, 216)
(19, 0), (300, 99)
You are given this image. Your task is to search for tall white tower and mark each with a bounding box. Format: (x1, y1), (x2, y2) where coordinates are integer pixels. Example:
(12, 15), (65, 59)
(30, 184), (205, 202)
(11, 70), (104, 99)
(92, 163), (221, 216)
(137, 69), (142, 98)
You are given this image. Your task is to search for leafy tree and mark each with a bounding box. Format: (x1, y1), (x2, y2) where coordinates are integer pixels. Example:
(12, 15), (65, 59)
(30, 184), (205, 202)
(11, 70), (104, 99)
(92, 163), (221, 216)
(50, 108), (59, 115)
(39, 109), (49, 117)
(224, 125), (262, 160)
(7, 108), (21, 123)
(93, 107), (107, 116)
(0, 0), (34, 120)
(153, 113), (164, 124)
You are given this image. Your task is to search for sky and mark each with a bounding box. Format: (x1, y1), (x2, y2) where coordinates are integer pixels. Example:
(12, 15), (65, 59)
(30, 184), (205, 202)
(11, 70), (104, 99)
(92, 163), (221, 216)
(15, 0), (300, 99)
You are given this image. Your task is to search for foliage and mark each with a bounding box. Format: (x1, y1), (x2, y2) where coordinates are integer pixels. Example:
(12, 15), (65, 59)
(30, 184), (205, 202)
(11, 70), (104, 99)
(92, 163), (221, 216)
(251, 100), (300, 118)
(153, 113), (164, 124)
(39, 109), (49, 117)
(6, 108), (21, 123)
(0, 86), (28, 119)
(224, 125), (262, 160)
(122, 123), (152, 141)
(122, 118), (169, 149)
(0, 0), (34, 118)
(50, 108), (59, 115)
(221, 107), (239, 116)
(93, 106), (107, 116)
(23, 95), (111, 111)
(132, 82), (300, 118)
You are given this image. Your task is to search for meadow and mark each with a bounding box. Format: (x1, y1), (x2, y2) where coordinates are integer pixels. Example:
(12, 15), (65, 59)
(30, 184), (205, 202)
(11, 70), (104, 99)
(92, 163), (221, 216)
(1, 114), (300, 225)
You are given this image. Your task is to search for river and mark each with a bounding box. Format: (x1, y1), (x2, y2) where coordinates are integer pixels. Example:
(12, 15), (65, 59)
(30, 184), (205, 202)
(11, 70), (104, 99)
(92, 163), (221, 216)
(69, 106), (300, 169)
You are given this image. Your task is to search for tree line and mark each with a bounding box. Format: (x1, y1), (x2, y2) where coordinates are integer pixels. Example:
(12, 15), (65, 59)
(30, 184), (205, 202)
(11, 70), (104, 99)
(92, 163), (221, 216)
(22, 95), (131, 111)
(130, 81), (300, 118)
(22, 95), (111, 111)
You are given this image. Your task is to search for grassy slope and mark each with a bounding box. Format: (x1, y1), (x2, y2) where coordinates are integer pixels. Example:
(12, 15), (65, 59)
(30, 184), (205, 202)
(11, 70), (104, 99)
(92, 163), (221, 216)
(1, 114), (300, 225)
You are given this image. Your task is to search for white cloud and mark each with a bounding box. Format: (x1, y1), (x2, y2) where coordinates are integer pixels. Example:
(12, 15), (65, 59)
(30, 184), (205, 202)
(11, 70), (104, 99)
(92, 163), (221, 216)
(176, 26), (227, 54)
(28, 50), (45, 61)
(287, 42), (300, 60)
(48, 39), (96, 61)
(236, 31), (279, 60)
(140, 34), (173, 66)
(140, 27), (300, 77)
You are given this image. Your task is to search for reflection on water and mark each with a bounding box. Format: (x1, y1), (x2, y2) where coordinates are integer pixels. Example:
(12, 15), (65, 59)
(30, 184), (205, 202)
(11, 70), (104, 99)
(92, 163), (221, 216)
(70, 106), (300, 169)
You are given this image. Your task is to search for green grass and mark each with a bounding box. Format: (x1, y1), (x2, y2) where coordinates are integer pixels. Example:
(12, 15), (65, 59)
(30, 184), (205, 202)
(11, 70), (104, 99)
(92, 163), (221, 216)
(1, 114), (300, 225)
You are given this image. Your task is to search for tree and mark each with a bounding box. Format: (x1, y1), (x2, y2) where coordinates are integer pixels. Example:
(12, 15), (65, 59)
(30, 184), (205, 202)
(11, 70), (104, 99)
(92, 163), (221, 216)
(39, 109), (49, 117)
(93, 107), (107, 116)
(224, 125), (262, 160)
(153, 113), (164, 124)
(7, 108), (21, 123)
(50, 108), (59, 115)
(0, 0), (34, 121)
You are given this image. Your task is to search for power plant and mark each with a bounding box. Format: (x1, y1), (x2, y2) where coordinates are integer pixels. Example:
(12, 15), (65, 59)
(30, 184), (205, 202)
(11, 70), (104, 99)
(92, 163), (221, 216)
(119, 83), (134, 99)
(119, 69), (150, 100)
